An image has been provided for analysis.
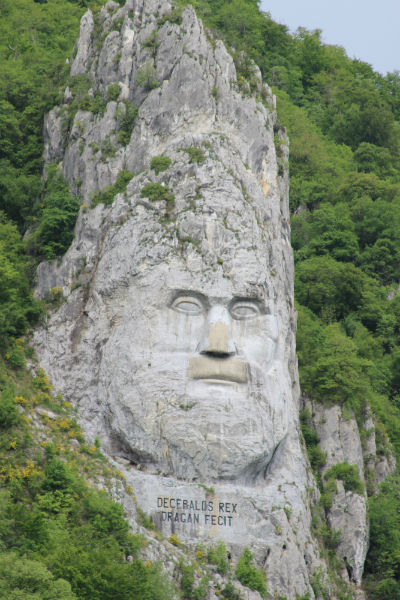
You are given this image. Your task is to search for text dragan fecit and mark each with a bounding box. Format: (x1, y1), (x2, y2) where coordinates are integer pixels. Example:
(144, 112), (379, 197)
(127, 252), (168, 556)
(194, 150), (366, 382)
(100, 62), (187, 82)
(157, 497), (238, 527)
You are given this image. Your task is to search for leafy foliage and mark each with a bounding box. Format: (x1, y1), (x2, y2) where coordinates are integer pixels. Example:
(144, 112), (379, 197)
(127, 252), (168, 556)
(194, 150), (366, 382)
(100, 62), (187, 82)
(27, 165), (80, 260)
(364, 477), (400, 599)
(300, 409), (326, 486)
(90, 170), (134, 208)
(324, 463), (364, 495)
(2, 0), (400, 596)
(0, 553), (77, 600)
(0, 215), (41, 341)
(140, 182), (175, 211)
(0, 358), (175, 600)
(207, 541), (229, 575)
(221, 582), (242, 600)
(235, 548), (267, 597)
(150, 155), (172, 174)
(0, 0), (103, 230)
(136, 62), (160, 90)
(106, 83), (120, 101)
(184, 147), (206, 164)
(116, 102), (138, 145)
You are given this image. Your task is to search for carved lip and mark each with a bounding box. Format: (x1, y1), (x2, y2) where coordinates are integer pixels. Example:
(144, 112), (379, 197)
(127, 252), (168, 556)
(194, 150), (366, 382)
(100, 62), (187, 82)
(188, 356), (248, 383)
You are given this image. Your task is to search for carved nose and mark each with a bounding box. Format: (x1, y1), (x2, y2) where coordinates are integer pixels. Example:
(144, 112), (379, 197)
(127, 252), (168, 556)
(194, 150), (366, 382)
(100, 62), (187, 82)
(198, 305), (236, 356)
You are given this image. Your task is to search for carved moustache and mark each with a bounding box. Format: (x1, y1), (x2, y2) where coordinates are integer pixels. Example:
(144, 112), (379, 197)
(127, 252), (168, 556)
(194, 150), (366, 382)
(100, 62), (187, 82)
(187, 356), (248, 383)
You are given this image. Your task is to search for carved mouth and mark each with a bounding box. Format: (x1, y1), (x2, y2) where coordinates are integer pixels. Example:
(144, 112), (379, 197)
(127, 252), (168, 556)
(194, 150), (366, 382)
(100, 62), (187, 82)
(187, 356), (248, 383)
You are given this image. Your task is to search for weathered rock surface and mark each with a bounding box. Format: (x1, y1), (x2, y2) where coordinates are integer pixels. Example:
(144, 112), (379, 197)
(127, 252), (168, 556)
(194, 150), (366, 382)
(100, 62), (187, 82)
(32, 0), (389, 597)
(307, 398), (395, 589)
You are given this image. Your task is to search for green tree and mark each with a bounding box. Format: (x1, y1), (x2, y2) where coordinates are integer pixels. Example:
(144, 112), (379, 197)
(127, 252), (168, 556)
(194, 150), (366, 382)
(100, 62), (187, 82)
(0, 213), (41, 341)
(27, 166), (80, 259)
(235, 548), (267, 597)
(0, 553), (77, 600)
(295, 255), (368, 320)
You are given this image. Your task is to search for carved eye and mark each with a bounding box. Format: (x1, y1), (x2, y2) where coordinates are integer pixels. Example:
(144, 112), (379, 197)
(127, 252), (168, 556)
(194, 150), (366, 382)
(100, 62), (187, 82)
(172, 296), (204, 315)
(230, 301), (260, 320)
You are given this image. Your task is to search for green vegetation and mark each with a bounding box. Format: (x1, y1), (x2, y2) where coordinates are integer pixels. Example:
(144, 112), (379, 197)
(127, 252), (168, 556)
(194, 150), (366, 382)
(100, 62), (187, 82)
(207, 541), (229, 575)
(141, 182), (175, 212)
(106, 83), (121, 101)
(2, 0), (400, 596)
(0, 0), (102, 230)
(324, 463), (364, 496)
(365, 477), (400, 599)
(27, 165), (80, 260)
(0, 354), (174, 600)
(220, 582), (242, 600)
(90, 170), (134, 208)
(176, 0), (400, 595)
(299, 409), (326, 487)
(143, 30), (160, 58)
(235, 548), (267, 597)
(0, 217), (41, 343)
(184, 146), (206, 164)
(116, 102), (138, 145)
(176, 559), (209, 599)
(136, 62), (160, 90)
(0, 553), (77, 600)
(157, 8), (183, 27)
(150, 155), (172, 174)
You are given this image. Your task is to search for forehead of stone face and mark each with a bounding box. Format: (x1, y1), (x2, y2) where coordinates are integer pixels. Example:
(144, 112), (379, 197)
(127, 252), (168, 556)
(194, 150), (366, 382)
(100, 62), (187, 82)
(99, 152), (286, 316)
(125, 213), (275, 309)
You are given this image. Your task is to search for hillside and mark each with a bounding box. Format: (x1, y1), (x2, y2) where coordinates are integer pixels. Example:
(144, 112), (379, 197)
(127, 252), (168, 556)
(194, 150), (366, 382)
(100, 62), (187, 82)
(1, 0), (400, 599)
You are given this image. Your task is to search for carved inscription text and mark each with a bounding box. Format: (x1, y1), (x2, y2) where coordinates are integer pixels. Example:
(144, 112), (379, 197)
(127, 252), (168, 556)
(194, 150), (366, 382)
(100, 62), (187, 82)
(157, 497), (238, 527)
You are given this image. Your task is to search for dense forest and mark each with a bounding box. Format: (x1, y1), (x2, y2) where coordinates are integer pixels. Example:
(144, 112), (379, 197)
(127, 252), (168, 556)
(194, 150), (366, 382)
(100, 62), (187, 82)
(1, 0), (400, 598)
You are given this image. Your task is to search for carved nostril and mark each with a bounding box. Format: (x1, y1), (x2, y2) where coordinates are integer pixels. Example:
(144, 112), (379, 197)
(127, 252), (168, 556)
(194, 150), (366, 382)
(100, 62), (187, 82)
(201, 349), (233, 358)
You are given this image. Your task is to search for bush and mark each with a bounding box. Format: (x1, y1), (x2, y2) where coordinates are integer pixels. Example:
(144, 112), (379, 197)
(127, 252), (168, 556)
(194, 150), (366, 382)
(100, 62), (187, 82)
(117, 103), (138, 145)
(324, 462), (364, 495)
(178, 560), (195, 598)
(235, 549), (267, 597)
(136, 62), (160, 90)
(140, 182), (175, 212)
(43, 458), (74, 493)
(143, 30), (159, 57)
(28, 165), (80, 260)
(207, 541), (229, 575)
(0, 215), (41, 341)
(150, 155), (171, 174)
(365, 477), (400, 597)
(107, 83), (120, 101)
(0, 390), (20, 429)
(300, 409), (320, 447)
(78, 90), (107, 115)
(0, 553), (77, 600)
(221, 581), (242, 600)
(90, 170), (134, 207)
(158, 8), (183, 26)
(184, 147), (206, 164)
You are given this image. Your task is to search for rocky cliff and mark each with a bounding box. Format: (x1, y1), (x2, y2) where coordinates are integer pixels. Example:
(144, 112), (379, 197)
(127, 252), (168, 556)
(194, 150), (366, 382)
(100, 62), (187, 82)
(33, 1), (392, 598)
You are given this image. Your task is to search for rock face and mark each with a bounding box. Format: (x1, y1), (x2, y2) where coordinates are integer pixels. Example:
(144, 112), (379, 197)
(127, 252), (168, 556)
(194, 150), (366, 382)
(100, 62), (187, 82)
(306, 399), (395, 589)
(33, 0), (387, 597)
(310, 402), (368, 585)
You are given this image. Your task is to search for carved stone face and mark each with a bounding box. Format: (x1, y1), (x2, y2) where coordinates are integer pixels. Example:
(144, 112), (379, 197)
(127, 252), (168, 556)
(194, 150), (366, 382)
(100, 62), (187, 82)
(100, 247), (292, 483)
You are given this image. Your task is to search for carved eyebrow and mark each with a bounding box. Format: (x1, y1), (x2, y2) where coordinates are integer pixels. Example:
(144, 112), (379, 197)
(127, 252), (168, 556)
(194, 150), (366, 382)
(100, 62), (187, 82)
(229, 297), (266, 313)
(169, 291), (267, 312)
(171, 296), (205, 315)
(170, 290), (209, 306)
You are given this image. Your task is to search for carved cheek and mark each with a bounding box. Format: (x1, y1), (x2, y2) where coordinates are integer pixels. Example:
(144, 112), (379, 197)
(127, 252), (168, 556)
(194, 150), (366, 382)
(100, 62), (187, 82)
(163, 310), (204, 353)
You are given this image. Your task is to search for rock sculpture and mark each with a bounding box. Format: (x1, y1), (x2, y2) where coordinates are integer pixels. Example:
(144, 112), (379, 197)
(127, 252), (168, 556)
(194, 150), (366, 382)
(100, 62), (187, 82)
(33, 0), (377, 596)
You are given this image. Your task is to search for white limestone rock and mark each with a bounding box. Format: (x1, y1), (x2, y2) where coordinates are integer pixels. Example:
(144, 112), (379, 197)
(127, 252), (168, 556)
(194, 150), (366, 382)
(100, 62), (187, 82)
(309, 402), (370, 586)
(32, 1), (369, 598)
